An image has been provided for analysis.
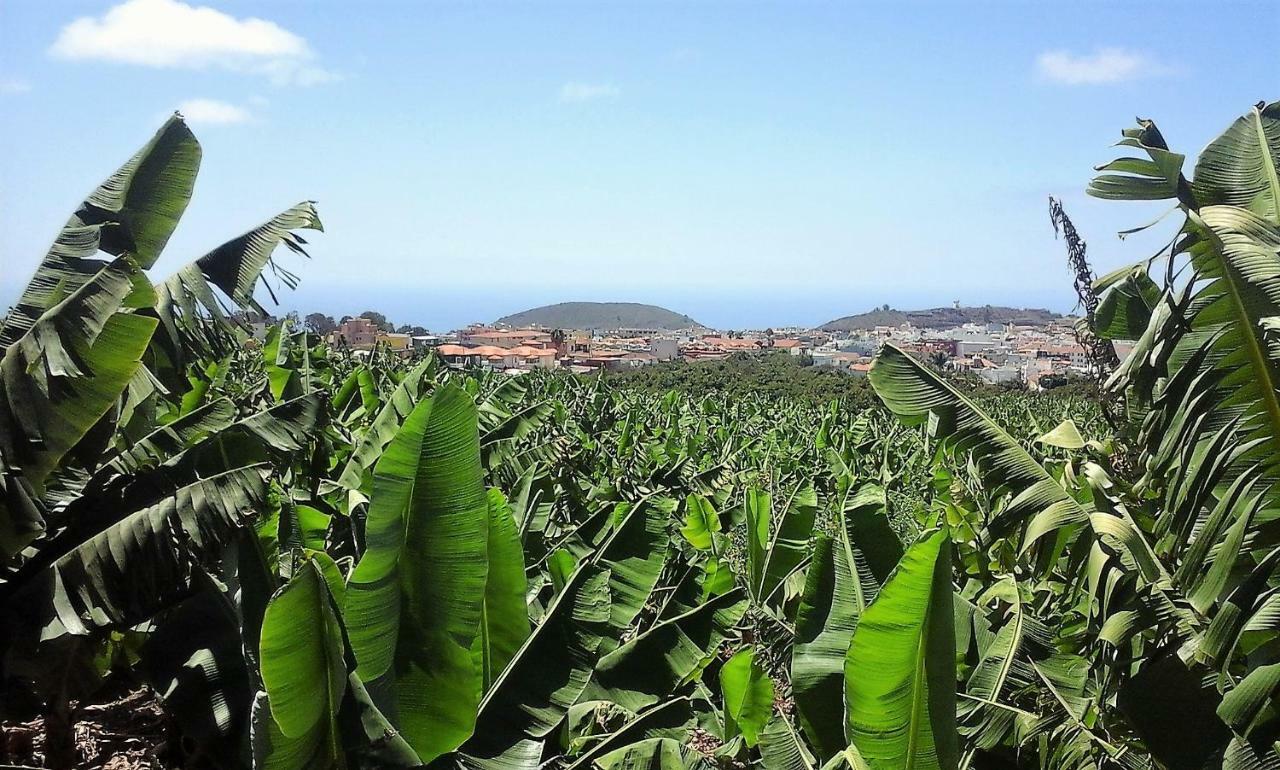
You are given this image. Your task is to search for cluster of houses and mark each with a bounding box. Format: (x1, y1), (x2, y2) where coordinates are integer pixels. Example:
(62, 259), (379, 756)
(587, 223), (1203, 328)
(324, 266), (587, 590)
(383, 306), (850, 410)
(328, 316), (822, 375)
(326, 314), (1111, 388)
(819, 320), (1127, 389)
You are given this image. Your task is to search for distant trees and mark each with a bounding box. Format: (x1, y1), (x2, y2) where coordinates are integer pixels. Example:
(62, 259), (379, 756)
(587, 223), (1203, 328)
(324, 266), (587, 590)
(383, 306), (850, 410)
(609, 351), (876, 406)
(359, 310), (393, 332)
(306, 312), (337, 335)
(306, 311), (427, 336)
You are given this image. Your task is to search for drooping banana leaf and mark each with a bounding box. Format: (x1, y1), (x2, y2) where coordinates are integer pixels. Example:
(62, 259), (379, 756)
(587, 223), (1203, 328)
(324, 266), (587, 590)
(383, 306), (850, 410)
(563, 697), (697, 770)
(0, 256), (158, 554)
(1095, 267), (1161, 341)
(868, 343), (1090, 553)
(102, 397), (237, 476)
(594, 737), (688, 770)
(467, 563), (612, 755)
(958, 579), (1050, 753)
(2, 465), (267, 642)
(66, 392), (323, 531)
(594, 496), (671, 636)
(582, 588), (746, 713)
(760, 715), (818, 770)
(153, 201), (322, 372)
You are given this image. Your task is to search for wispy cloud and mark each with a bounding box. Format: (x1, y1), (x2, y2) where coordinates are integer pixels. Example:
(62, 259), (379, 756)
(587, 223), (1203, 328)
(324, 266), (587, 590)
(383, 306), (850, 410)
(1036, 47), (1169, 85)
(559, 82), (620, 104)
(50, 0), (337, 86)
(0, 77), (32, 94)
(178, 97), (252, 125)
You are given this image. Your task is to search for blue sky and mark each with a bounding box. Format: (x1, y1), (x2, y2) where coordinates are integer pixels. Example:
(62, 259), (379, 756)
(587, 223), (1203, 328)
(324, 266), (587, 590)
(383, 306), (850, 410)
(1, 0), (1276, 330)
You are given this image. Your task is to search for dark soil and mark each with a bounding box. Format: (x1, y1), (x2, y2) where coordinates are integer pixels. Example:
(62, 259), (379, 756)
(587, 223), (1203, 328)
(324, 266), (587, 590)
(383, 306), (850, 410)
(1, 684), (172, 769)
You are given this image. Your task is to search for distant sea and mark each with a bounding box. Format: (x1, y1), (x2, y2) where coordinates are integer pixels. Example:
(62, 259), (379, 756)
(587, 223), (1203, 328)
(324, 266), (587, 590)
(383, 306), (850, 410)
(0, 278), (1080, 333)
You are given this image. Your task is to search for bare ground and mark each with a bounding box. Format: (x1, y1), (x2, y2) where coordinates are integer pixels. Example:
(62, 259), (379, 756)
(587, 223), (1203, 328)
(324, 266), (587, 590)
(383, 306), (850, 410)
(1, 684), (173, 769)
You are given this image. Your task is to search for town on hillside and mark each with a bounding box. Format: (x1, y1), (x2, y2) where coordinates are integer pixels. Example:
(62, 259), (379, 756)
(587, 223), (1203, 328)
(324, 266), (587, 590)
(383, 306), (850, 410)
(292, 309), (1127, 391)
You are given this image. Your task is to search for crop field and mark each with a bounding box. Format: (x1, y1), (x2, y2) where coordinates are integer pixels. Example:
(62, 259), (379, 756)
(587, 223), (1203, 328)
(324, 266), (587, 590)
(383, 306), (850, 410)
(2, 101), (1280, 770)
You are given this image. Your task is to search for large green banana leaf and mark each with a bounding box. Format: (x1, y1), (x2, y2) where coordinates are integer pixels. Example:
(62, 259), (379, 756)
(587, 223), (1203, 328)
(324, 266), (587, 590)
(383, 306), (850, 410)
(1192, 102), (1280, 219)
(745, 484), (818, 604)
(255, 555), (420, 769)
(0, 114), (199, 347)
(344, 383), (491, 763)
(793, 531), (869, 760)
(721, 647), (773, 748)
(844, 528), (958, 770)
(475, 489), (531, 689)
(260, 557), (346, 747)
(792, 479), (901, 744)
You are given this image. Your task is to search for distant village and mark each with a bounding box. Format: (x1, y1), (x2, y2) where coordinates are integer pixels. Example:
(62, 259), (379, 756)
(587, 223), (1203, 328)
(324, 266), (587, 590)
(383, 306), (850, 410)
(282, 310), (1128, 391)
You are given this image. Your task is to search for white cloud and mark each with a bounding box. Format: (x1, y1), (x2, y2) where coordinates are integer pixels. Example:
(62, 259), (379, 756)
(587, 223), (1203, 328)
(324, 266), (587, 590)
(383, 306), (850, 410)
(1036, 47), (1168, 85)
(0, 77), (31, 94)
(50, 0), (335, 85)
(559, 82), (620, 103)
(178, 98), (251, 125)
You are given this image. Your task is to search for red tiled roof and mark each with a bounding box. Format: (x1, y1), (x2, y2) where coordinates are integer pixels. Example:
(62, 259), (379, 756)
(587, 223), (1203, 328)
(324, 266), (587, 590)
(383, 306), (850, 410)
(438, 344), (511, 357)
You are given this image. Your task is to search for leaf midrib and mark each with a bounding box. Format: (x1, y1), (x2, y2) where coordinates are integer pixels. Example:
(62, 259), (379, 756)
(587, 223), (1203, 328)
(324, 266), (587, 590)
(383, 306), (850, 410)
(1252, 106), (1280, 225)
(904, 589), (933, 770)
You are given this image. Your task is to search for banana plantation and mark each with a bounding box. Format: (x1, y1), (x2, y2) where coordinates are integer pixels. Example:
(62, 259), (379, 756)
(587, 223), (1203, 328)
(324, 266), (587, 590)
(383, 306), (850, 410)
(2, 101), (1280, 770)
